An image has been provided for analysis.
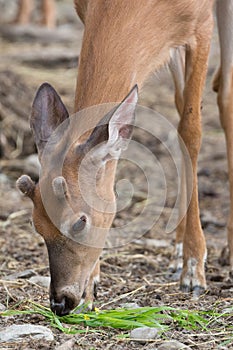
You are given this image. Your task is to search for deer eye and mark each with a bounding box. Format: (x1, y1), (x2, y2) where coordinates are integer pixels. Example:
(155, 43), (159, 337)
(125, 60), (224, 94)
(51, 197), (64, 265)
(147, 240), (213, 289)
(72, 215), (87, 232)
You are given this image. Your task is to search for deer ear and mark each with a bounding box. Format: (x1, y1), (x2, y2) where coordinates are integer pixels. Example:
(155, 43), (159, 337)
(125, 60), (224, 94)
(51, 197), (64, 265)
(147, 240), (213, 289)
(30, 83), (69, 160)
(86, 85), (138, 163)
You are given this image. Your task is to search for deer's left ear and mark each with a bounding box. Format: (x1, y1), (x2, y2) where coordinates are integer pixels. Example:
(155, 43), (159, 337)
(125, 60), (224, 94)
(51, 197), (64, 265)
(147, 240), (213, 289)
(86, 85), (138, 163)
(30, 83), (69, 161)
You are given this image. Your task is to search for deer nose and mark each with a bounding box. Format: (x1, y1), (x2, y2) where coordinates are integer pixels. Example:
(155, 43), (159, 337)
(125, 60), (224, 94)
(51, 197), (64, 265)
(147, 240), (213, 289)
(50, 297), (70, 316)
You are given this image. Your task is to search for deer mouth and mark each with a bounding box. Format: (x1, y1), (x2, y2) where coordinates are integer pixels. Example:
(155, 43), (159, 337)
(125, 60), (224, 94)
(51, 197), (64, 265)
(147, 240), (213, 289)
(50, 295), (75, 316)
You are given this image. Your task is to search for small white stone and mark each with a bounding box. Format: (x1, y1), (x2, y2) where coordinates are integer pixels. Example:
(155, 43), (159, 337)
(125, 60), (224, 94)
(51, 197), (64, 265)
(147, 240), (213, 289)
(0, 324), (54, 342)
(157, 340), (191, 350)
(55, 338), (76, 350)
(130, 326), (159, 342)
(5, 269), (36, 280)
(29, 275), (51, 289)
(0, 303), (6, 311)
(120, 302), (140, 309)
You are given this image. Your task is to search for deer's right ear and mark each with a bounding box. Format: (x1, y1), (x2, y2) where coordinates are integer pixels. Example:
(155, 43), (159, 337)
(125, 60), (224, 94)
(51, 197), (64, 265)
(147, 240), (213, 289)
(84, 85), (138, 164)
(30, 83), (69, 160)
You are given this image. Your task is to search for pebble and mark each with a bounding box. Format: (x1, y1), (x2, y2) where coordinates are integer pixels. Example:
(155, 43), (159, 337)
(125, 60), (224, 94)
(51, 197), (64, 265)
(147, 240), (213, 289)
(0, 324), (54, 343)
(29, 275), (51, 289)
(221, 307), (233, 314)
(4, 269), (36, 280)
(157, 340), (191, 350)
(120, 302), (140, 309)
(55, 338), (76, 350)
(0, 303), (6, 311)
(130, 326), (159, 343)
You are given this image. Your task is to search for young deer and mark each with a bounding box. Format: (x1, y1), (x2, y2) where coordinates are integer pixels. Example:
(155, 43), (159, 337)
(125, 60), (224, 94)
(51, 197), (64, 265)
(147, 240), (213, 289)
(17, 0), (233, 316)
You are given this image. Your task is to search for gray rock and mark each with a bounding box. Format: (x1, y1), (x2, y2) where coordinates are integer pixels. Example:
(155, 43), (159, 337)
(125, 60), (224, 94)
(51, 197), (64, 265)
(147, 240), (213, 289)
(120, 302), (140, 309)
(55, 338), (76, 350)
(157, 340), (191, 350)
(221, 307), (233, 314)
(130, 327), (159, 342)
(0, 303), (6, 311)
(4, 269), (36, 280)
(29, 275), (50, 289)
(0, 324), (54, 343)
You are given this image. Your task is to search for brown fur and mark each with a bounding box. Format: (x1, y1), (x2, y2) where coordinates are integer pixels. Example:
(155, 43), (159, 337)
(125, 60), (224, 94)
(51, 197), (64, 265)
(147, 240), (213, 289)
(18, 0), (217, 314)
(215, 67), (233, 274)
(73, 0), (214, 293)
(74, 0), (213, 110)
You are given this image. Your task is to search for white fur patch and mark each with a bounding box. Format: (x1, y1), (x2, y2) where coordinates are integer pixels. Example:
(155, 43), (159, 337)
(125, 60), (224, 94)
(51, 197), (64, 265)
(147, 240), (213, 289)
(93, 275), (100, 284)
(78, 298), (85, 306)
(176, 242), (183, 271)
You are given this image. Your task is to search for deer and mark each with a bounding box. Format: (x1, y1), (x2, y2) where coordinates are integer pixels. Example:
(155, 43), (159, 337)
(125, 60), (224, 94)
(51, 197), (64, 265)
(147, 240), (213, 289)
(16, 0), (233, 316)
(14, 0), (56, 29)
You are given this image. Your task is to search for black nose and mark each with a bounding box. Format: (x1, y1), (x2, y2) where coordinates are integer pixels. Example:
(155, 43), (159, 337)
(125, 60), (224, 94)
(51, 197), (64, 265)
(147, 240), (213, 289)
(50, 297), (70, 316)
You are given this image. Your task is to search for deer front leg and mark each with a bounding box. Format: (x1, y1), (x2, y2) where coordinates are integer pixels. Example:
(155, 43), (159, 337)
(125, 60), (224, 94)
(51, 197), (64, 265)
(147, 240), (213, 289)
(14, 0), (33, 25)
(214, 0), (233, 279)
(216, 73), (233, 278)
(178, 17), (213, 295)
(80, 260), (100, 309)
(169, 48), (186, 277)
(41, 0), (56, 29)
(172, 165), (187, 277)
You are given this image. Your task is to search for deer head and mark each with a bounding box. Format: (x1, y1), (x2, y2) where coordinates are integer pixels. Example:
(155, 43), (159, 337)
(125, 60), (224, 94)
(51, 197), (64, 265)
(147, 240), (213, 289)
(17, 83), (138, 315)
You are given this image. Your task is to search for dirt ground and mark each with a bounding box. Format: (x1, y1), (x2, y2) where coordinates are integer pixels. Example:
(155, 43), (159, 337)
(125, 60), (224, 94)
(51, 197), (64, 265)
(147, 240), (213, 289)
(0, 1), (233, 349)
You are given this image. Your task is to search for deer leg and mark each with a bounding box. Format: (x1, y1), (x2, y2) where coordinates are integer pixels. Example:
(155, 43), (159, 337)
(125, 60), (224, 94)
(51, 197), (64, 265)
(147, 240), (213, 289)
(15, 0), (33, 25)
(41, 0), (56, 29)
(169, 48), (186, 276)
(81, 260), (100, 309)
(214, 0), (233, 278)
(178, 17), (213, 295)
